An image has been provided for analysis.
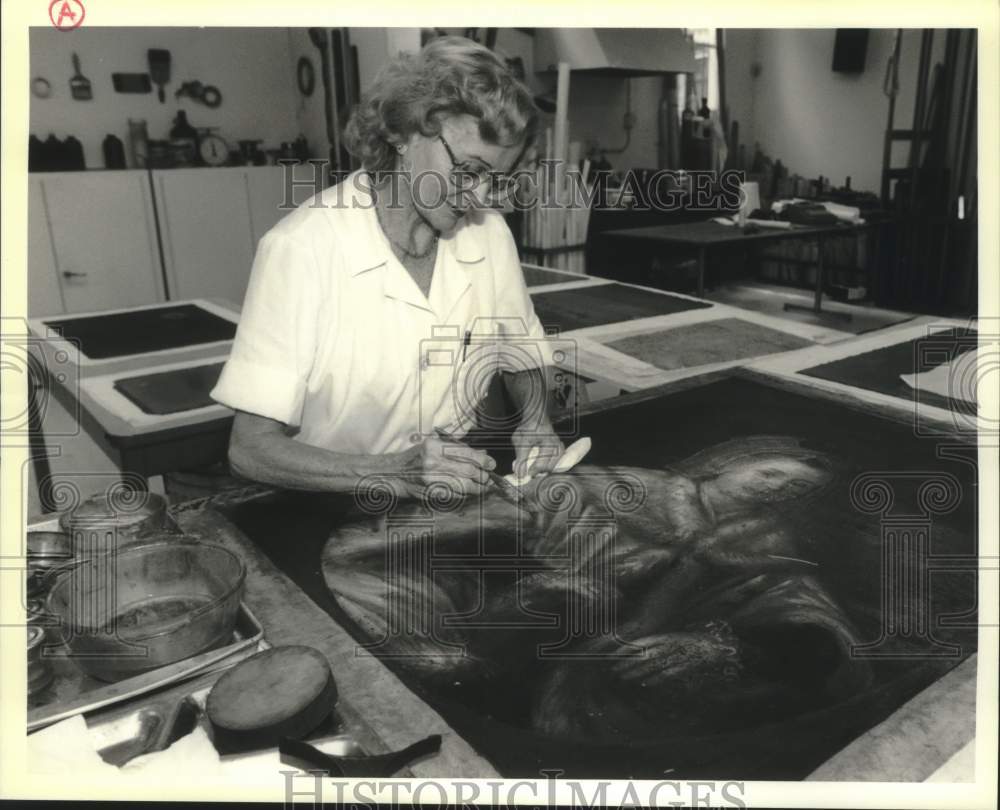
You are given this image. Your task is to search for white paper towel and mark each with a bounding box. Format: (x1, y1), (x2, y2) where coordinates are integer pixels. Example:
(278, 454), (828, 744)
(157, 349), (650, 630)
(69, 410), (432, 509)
(738, 181), (760, 225)
(900, 346), (988, 404)
(25, 712), (342, 783)
(27, 715), (123, 777)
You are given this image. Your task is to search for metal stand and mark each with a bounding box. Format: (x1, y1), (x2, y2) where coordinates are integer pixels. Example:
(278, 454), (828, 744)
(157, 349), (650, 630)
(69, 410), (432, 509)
(782, 234), (854, 322)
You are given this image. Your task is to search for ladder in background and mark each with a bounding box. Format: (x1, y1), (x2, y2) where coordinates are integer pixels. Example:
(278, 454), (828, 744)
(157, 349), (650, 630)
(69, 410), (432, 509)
(878, 28), (977, 313)
(880, 29), (936, 210)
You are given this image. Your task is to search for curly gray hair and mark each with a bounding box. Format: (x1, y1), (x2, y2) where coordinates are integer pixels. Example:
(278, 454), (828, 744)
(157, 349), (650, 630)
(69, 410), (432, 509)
(343, 36), (540, 174)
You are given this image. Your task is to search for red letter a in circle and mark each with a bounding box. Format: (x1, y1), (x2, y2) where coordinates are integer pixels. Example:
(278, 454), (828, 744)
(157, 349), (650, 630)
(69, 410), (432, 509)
(56, 2), (77, 25)
(49, 0), (86, 30)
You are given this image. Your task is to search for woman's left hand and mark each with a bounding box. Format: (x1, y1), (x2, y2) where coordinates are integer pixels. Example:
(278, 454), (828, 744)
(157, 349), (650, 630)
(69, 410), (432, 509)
(511, 421), (565, 480)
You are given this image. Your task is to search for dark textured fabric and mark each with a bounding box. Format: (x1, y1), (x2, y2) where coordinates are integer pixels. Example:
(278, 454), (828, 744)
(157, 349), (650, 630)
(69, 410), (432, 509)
(605, 318), (813, 370)
(802, 328), (978, 412)
(530, 283), (711, 332)
(521, 266), (580, 288)
(46, 304), (236, 360)
(114, 362), (224, 415)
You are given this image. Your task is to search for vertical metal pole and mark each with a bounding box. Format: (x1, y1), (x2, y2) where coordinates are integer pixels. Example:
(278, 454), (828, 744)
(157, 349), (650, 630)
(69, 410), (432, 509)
(812, 235), (825, 313)
(908, 30), (934, 207)
(696, 246), (707, 298)
(715, 29), (728, 136)
(881, 30), (903, 207)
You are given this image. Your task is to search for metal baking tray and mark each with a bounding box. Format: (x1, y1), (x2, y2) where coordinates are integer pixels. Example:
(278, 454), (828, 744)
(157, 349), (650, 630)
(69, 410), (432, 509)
(28, 602), (265, 732)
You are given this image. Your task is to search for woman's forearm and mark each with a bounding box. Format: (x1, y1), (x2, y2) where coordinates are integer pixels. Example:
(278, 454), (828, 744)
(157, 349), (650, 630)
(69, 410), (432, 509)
(229, 428), (412, 495)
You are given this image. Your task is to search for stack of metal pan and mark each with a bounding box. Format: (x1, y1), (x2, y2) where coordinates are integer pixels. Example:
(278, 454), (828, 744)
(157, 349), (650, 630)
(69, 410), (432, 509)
(27, 626), (53, 699)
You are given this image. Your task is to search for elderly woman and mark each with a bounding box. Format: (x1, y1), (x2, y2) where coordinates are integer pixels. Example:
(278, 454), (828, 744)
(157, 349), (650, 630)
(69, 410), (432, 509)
(212, 36), (564, 498)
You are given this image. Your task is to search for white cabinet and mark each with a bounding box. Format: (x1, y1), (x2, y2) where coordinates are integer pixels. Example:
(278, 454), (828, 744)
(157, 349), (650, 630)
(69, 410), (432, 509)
(245, 167), (288, 245)
(153, 168), (256, 306)
(28, 178), (64, 316)
(155, 165), (329, 306)
(245, 164), (327, 245)
(29, 171), (165, 316)
(28, 166), (329, 316)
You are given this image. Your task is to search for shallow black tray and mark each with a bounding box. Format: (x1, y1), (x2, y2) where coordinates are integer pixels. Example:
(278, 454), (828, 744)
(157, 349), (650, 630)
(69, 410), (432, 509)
(530, 283), (711, 332)
(46, 303), (236, 360)
(113, 362), (225, 415)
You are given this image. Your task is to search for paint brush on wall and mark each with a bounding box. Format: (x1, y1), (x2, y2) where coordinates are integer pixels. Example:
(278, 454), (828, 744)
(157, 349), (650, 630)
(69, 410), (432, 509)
(69, 53), (92, 100)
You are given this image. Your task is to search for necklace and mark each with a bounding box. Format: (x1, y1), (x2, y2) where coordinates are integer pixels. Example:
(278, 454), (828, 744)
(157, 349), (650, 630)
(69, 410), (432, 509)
(373, 195), (438, 259)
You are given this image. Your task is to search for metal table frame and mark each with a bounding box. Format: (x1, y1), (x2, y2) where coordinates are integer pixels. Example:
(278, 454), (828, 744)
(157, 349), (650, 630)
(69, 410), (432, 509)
(603, 218), (891, 320)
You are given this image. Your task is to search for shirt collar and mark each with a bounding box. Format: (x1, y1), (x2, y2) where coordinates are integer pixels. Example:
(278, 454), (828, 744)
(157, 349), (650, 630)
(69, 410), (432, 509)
(348, 171), (486, 277)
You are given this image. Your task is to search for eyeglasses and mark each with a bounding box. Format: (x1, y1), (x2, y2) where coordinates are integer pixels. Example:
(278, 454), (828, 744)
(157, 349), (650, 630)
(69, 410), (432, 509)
(438, 134), (517, 202)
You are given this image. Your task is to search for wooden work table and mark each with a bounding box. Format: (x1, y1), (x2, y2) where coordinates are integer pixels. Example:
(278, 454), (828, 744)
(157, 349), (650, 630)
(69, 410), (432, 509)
(24, 482), (501, 778)
(26, 367), (977, 781)
(165, 487), (502, 778)
(601, 218), (890, 316)
(29, 277), (853, 500)
(28, 300), (240, 504)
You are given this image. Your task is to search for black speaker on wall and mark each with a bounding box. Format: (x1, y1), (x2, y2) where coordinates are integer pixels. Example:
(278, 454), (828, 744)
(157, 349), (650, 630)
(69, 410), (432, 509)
(832, 29), (869, 73)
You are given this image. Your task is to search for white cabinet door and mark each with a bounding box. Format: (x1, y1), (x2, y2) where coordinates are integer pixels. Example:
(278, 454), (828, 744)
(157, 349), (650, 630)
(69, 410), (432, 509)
(28, 177), (64, 316)
(41, 171), (165, 314)
(245, 167), (289, 245)
(244, 164), (329, 245)
(153, 168), (256, 306)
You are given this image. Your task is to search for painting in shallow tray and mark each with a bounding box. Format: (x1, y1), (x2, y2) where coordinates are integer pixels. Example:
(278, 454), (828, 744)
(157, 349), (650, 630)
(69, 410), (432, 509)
(44, 303), (237, 360)
(604, 317), (813, 370)
(529, 283), (712, 332)
(225, 372), (977, 779)
(801, 326), (979, 413)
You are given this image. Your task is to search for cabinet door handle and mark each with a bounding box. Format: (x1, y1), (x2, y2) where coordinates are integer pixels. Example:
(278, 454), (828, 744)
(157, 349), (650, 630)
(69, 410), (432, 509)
(61, 270), (88, 279)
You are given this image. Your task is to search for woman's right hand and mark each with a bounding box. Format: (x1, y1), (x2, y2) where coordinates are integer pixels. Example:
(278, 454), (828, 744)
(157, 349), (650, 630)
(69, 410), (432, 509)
(399, 435), (496, 499)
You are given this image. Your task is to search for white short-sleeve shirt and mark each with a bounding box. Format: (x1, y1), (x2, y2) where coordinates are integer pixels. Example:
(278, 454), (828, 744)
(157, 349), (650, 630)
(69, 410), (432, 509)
(211, 170), (552, 455)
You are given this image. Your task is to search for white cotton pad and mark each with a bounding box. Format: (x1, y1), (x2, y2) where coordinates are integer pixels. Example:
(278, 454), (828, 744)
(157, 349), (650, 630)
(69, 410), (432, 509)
(505, 446), (542, 487)
(552, 437), (592, 473)
(505, 439), (592, 487)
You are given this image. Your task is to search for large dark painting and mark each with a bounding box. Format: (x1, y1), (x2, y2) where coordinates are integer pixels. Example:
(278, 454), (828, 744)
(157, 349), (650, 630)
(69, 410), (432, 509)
(224, 372), (978, 779)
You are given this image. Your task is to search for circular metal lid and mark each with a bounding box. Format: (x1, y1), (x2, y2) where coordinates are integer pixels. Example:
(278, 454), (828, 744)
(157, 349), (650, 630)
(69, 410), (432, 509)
(27, 531), (73, 561)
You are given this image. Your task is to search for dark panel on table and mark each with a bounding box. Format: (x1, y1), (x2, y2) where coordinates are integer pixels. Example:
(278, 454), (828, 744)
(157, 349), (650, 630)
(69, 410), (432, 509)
(521, 266), (578, 288)
(605, 317), (812, 370)
(802, 328), (978, 412)
(45, 304), (236, 360)
(113, 362), (225, 415)
(224, 375), (976, 780)
(530, 283), (711, 332)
